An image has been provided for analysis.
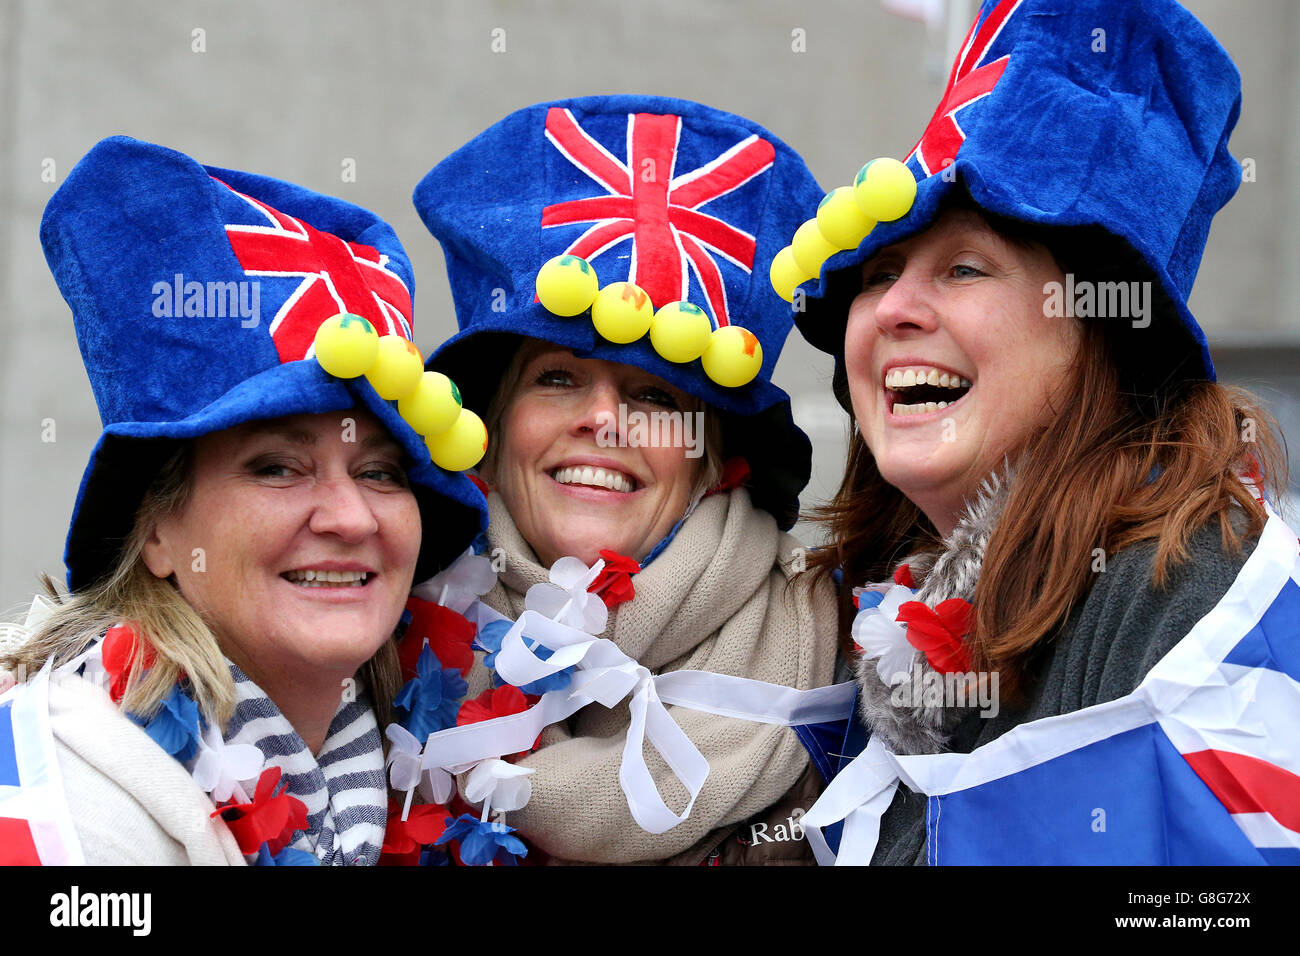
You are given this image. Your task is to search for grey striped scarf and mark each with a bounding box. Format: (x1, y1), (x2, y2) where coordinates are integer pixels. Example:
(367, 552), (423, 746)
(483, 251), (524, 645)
(225, 664), (388, 866)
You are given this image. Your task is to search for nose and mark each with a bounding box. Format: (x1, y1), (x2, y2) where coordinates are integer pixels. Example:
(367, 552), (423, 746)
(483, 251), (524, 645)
(872, 267), (940, 338)
(307, 474), (380, 542)
(570, 376), (624, 442)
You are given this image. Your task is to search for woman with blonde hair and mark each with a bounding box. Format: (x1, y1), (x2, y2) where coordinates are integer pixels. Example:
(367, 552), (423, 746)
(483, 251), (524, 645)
(0, 137), (486, 865)
(406, 95), (841, 864)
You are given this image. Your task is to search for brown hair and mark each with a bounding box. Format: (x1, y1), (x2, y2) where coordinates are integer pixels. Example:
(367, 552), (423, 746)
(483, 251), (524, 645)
(810, 262), (1287, 706)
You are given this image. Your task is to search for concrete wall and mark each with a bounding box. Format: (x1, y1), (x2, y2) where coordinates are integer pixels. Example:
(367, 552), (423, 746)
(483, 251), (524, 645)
(1, 0), (1296, 614)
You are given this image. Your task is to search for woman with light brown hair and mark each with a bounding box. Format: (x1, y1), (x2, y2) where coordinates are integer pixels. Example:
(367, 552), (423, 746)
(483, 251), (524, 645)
(781, 0), (1298, 864)
(0, 137), (486, 865)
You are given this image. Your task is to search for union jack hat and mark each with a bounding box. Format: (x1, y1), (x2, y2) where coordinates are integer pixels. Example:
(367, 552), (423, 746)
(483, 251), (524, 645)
(793, 0), (1242, 392)
(414, 95), (825, 527)
(41, 136), (488, 591)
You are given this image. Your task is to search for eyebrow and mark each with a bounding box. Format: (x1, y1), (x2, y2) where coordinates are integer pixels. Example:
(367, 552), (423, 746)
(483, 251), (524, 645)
(242, 421), (404, 452)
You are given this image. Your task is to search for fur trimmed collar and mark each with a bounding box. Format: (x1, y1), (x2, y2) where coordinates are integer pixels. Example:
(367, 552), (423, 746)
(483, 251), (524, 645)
(855, 469), (1013, 754)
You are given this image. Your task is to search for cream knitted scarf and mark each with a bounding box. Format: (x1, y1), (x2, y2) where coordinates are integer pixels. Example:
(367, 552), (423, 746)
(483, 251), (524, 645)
(475, 487), (837, 863)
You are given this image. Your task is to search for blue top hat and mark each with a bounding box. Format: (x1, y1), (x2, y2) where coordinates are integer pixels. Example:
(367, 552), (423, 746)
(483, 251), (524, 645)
(789, 0), (1242, 392)
(413, 95), (827, 528)
(42, 136), (488, 591)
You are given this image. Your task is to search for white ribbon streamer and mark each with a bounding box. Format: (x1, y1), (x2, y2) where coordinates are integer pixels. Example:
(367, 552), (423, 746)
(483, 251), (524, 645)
(801, 734), (901, 865)
(424, 601), (858, 836)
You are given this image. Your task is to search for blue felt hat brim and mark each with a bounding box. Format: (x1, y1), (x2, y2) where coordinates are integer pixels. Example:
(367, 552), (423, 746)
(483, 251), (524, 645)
(798, 164), (1217, 392)
(64, 359), (487, 591)
(791, 0), (1243, 392)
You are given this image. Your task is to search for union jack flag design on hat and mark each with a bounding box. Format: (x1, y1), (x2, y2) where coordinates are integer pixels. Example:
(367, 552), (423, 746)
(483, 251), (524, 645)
(794, 0), (1245, 389)
(40, 136), (488, 593)
(908, 0), (1021, 176)
(541, 106), (775, 329)
(414, 95), (826, 528)
(220, 181), (414, 364)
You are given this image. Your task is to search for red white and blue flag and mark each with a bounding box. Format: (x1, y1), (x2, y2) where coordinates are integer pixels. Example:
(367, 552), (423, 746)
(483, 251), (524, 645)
(540, 107), (775, 329)
(219, 181), (414, 364)
(0, 653), (84, 865)
(805, 505), (1300, 865)
(907, 0), (1022, 177)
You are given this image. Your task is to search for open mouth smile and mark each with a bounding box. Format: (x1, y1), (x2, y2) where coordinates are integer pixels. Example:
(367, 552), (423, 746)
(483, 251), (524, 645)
(884, 365), (972, 416)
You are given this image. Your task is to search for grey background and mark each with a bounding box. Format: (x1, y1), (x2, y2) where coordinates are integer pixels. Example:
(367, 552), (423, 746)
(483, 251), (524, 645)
(2, 0), (1297, 616)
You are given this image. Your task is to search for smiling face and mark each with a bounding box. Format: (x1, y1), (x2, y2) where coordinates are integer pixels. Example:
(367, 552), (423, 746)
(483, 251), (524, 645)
(141, 409), (421, 687)
(844, 209), (1082, 536)
(487, 345), (704, 567)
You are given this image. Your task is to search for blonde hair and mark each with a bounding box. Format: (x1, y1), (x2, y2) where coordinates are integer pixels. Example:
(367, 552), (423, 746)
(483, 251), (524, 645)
(2, 442), (403, 731)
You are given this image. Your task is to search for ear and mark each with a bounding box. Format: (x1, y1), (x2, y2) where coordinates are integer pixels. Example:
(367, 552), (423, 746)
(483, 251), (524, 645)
(140, 520), (177, 580)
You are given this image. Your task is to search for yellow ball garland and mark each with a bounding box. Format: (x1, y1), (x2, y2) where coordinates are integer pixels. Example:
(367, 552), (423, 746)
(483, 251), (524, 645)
(426, 408), (488, 472)
(649, 301), (713, 363)
(701, 326), (764, 387)
(398, 371), (463, 436)
(816, 187), (875, 250)
(313, 313), (379, 379)
(365, 335), (424, 400)
(853, 158), (918, 222)
(769, 245), (811, 303)
(591, 281), (655, 343)
(791, 218), (839, 277)
(536, 254), (599, 316)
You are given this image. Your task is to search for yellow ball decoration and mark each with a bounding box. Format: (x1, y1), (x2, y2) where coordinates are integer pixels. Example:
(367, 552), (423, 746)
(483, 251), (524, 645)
(816, 187), (875, 250)
(365, 336), (424, 400)
(398, 371), (463, 436)
(426, 408), (488, 472)
(535, 254), (599, 316)
(591, 281), (655, 344)
(791, 218), (839, 277)
(853, 158), (917, 222)
(702, 326), (764, 388)
(649, 301), (713, 363)
(769, 246), (811, 304)
(313, 313), (379, 379)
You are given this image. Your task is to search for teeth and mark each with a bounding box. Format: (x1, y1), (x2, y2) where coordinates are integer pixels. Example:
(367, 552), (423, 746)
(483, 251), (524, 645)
(284, 569), (369, 587)
(885, 367), (970, 391)
(892, 402), (948, 416)
(552, 465), (634, 493)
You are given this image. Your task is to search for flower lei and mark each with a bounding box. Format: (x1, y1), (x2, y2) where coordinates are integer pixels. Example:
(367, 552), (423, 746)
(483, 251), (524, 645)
(383, 543), (641, 866)
(850, 563), (974, 686)
(89, 541), (642, 867)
